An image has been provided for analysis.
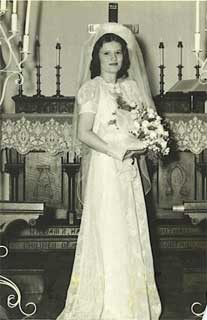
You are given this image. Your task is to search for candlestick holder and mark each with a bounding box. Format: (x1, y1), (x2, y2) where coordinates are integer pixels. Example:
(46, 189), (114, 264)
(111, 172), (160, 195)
(159, 65), (165, 97)
(177, 41), (183, 80)
(33, 64), (44, 97)
(0, 14), (29, 105)
(194, 63), (201, 79)
(54, 65), (63, 97)
(177, 64), (183, 81)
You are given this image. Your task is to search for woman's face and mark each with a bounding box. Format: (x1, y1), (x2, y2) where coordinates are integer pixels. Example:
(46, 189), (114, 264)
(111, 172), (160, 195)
(98, 41), (123, 76)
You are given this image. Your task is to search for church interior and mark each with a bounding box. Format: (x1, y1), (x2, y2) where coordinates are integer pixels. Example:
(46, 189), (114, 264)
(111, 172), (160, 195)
(1, 1), (207, 319)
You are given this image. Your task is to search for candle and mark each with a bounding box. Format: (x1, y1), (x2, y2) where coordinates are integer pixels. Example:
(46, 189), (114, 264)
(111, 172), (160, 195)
(23, 34), (29, 53)
(0, 0), (6, 12)
(12, 0), (17, 14)
(24, 0), (31, 36)
(196, 0), (200, 33)
(159, 42), (164, 66)
(177, 41), (183, 65)
(56, 41), (61, 66)
(11, 13), (17, 34)
(194, 32), (200, 52)
(35, 36), (40, 66)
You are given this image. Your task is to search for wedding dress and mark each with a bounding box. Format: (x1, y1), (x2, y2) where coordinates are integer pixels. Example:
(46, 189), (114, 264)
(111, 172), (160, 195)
(57, 76), (161, 320)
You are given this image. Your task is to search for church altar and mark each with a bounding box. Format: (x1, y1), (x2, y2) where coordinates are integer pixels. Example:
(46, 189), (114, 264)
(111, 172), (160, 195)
(1, 109), (207, 319)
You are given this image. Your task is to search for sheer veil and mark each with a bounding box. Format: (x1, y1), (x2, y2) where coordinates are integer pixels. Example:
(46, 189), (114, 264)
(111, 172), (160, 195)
(73, 23), (155, 209)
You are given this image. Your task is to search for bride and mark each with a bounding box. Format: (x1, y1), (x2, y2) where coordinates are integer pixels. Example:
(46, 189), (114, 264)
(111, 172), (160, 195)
(57, 23), (162, 320)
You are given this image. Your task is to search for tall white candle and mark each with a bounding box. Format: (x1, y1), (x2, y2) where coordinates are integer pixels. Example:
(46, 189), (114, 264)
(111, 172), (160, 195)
(12, 0), (17, 14)
(23, 34), (29, 53)
(56, 41), (61, 66)
(24, 0), (31, 35)
(178, 41), (183, 65)
(196, 0), (200, 33)
(159, 42), (164, 66)
(195, 33), (200, 52)
(11, 13), (17, 33)
(0, 0), (6, 11)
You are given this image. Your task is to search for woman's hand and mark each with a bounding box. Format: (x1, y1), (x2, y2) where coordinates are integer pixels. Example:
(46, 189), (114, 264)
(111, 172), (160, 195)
(123, 148), (147, 160)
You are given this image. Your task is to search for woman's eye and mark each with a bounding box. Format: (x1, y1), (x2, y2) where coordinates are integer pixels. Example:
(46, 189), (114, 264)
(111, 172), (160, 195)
(116, 51), (122, 55)
(103, 52), (109, 55)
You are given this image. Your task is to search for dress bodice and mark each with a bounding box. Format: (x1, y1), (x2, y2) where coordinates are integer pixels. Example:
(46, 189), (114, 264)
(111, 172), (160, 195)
(77, 76), (142, 142)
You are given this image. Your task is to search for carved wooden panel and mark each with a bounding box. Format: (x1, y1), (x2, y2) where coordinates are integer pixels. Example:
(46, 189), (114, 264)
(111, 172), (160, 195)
(158, 152), (196, 208)
(25, 153), (62, 208)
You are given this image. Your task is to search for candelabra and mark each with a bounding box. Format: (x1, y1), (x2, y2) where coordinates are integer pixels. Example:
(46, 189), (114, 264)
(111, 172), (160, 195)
(0, 0), (31, 106)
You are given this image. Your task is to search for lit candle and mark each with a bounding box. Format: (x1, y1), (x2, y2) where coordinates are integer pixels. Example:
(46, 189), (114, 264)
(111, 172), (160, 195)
(24, 0), (31, 36)
(177, 41), (183, 65)
(56, 41), (61, 66)
(0, 0), (6, 12)
(159, 41), (164, 66)
(12, 0), (17, 13)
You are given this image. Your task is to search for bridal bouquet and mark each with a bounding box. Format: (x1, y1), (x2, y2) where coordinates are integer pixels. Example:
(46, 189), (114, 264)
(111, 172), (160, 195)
(110, 95), (170, 158)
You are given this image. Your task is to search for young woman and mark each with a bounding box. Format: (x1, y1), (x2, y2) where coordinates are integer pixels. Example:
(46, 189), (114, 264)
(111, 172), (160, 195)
(57, 23), (161, 320)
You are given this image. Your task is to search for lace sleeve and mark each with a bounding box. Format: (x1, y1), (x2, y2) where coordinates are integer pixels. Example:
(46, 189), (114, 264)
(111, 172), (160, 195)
(77, 80), (98, 114)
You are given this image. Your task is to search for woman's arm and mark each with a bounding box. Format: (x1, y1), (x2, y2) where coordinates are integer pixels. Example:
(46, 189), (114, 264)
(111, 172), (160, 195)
(78, 113), (108, 154)
(78, 112), (129, 160)
(78, 112), (146, 160)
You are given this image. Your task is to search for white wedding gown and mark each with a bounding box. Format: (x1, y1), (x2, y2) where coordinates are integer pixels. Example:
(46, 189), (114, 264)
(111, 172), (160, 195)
(57, 76), (161, 320)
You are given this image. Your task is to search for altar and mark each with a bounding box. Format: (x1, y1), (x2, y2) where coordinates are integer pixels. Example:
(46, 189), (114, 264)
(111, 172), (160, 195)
(1, 101), (207, 318)
(0, 2), (207, 318)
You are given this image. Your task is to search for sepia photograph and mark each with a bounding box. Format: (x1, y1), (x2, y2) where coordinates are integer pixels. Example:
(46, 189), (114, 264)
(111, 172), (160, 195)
(0, 1), (207, 319)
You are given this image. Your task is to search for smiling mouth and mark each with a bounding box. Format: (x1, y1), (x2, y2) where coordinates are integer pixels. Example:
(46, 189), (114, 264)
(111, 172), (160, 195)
(109, 63), (118, 65)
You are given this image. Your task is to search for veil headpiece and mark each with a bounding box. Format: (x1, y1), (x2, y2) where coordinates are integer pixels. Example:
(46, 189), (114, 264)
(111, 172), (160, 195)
(73, 23), (154, 149)
(73, 23), (155, 208)
(76, 23), (154, 104)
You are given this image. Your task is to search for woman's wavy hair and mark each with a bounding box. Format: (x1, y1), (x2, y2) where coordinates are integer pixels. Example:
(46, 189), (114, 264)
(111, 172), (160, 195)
(90, 33), (130, 80)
